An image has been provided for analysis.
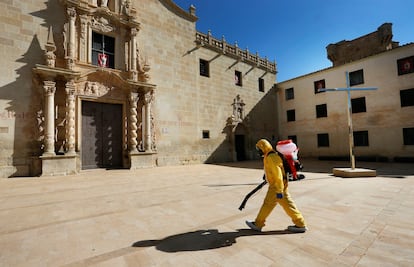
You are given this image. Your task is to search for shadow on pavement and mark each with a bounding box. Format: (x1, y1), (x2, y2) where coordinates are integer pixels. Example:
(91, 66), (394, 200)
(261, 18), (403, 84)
(209, 158), (414, 178)
(132, 228), (297, 252)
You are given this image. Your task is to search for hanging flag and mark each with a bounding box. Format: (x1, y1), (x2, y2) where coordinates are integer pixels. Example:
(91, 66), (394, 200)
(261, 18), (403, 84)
(98, 53), (108, 67)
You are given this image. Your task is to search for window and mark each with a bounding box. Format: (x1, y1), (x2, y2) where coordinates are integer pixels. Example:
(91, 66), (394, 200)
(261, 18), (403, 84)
(258, 78), (264, 92)
(316, 104), (327, 118)
(354, 130), (369, 146)
(235, 71), (242, 86)
(288, 135), (297, 144)
(285, 88), (294, 100)
(400, 88), (414, 107)
(314, 79), (326, 94)
(397, 56), (414, 75)
(287, 109), (295, 122)
(199, 59), (209, 77)
(349, 69), (364, 86)
(202, 130), (210, 139)
(351, 97), (366, 113)
(317, 133), (329, 147)
(403, 128), (414, 145)
(92, 32), (115, 68)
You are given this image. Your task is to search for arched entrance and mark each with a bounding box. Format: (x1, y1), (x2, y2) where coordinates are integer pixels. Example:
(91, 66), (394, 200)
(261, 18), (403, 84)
(235, 123), (247, 161)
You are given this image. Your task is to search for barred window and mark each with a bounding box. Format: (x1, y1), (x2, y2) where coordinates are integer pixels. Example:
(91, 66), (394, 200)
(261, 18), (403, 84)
(316, 104), (327, 118)
(285, 88), (294, 100)
(351, 97), (366, 113)
(199, 59), (209, 77)
(349, 69), (364, 86)
(92, 32), (115, 68)
(317, 133), (329, 147)
(354, 131), (369, 146)
(287, 109), (295, 122)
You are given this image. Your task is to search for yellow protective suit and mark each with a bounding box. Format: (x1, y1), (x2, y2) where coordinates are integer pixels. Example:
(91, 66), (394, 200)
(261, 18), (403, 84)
(254, 139), (306, 229)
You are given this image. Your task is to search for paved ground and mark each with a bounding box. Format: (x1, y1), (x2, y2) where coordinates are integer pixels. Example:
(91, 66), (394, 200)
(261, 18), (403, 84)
(0, 158), (413, 267)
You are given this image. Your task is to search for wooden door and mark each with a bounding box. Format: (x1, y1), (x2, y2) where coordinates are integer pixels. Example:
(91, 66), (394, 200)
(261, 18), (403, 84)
(81, 101), (123, 169)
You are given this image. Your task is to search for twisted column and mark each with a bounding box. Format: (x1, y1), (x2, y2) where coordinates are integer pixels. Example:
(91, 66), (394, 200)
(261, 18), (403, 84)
(65, 81), (76, 155)
(129, 92), (139, 152)
(43, 81), (56, 156)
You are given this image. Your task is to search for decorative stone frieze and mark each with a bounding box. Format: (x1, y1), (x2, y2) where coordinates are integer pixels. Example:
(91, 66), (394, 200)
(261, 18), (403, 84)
(91, 16), (115, 33)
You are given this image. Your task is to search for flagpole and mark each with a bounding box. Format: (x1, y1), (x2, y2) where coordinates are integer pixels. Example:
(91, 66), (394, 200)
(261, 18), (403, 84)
(345, 72), (356, 169)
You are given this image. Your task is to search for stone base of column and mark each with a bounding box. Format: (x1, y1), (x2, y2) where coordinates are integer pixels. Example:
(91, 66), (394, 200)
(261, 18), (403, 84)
(129, 151), (157, 169)
(40, 154), (78, 176)
(332, 167), (377, 178)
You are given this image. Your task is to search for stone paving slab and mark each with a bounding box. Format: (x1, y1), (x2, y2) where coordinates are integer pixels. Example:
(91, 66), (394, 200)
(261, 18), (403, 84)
(0, 159), (413, 266)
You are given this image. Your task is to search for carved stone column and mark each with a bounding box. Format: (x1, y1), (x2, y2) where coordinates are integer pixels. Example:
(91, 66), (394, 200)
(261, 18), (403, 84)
(144, 91), (153, 152)
(65, 81), (76, 155)
(43, 81), (56, 156)
(66, 7), (76, 70)
(129, 92), (139, 152)
(130, 28), (138, 81)
(79, 15), (88, 63)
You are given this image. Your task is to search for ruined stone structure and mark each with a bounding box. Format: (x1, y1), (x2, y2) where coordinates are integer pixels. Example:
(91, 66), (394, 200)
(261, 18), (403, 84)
(0, 0), (277, 177)
(326, 23), (399, 66)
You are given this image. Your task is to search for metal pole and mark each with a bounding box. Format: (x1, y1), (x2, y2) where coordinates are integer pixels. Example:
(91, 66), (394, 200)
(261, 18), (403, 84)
(345, 72), (356, 169)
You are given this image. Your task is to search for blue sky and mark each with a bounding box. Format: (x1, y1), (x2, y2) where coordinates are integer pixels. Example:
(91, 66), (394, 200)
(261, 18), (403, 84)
(173, 0), (413, 82)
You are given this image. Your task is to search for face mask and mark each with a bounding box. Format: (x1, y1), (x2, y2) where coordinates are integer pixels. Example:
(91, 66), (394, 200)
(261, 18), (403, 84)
(256, 146), (264, 157)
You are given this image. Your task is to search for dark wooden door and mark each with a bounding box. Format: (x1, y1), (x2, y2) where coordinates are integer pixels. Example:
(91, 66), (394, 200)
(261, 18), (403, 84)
(82, 101), (123, 169)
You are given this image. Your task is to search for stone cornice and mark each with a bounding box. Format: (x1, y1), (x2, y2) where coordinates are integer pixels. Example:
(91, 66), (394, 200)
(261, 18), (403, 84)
(33, 64), (81, 80)
(158, 0), (198, 22)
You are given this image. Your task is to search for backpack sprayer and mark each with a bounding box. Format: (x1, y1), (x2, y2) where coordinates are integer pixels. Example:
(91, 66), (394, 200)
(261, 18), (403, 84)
(238, 142), (302, 211)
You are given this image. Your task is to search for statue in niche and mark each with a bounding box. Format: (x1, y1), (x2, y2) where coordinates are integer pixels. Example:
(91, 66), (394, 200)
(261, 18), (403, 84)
(232, 95), (245, 122)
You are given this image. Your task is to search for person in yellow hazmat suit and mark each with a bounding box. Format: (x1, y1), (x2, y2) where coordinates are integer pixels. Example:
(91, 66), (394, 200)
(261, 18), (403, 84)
(246, 139), (307, 233)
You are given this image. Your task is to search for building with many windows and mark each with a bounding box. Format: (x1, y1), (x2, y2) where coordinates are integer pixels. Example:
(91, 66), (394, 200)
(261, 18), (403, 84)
(0, 0), (277, 177)
(276, 23), (414, 161)
(1, 2), (412, 178)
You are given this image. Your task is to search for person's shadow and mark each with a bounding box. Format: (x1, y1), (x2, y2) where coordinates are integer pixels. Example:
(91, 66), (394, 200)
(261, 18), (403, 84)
(132, 228), (296, 252)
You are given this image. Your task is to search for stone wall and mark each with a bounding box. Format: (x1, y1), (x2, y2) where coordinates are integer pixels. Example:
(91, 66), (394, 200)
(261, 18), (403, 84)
(277, 43), (414, 160)
(0, 0), (278, 177)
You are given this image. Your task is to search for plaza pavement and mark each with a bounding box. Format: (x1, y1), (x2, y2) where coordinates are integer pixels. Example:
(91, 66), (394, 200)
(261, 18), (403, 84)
(0, 158), (413, 267)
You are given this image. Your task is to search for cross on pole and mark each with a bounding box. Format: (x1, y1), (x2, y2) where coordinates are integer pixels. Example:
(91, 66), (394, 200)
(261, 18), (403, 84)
(318, 71), (377, 170)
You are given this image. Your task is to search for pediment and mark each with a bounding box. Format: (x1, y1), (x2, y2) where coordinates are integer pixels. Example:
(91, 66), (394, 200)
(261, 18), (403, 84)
(80, 69), (155, 94)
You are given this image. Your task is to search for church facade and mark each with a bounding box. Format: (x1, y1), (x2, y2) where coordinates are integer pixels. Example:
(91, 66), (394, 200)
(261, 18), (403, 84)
(0, 0), (278, 177)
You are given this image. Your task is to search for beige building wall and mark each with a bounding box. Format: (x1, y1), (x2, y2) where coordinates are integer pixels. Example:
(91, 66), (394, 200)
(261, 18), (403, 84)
(276, 43), (414, 160)
(134, 1), (277, 165)
(0, 0), (277, 177)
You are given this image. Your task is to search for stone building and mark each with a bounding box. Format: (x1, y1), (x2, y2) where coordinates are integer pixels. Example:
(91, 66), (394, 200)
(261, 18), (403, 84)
(0, 0), (277, 177)
(276, 24), (414, 161)
(326, 23), (399, 66)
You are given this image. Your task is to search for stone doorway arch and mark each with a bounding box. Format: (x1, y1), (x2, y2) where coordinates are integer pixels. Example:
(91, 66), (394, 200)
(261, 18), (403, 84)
(235, 123), (247, 161)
